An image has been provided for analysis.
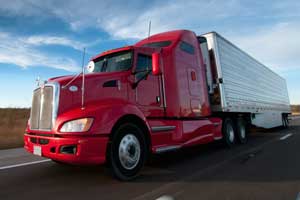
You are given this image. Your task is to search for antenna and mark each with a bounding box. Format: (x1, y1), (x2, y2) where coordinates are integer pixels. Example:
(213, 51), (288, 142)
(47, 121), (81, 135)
(81, 48), (86, 110)
(148, 20), (151, 39)
(36, 76), (41, 87)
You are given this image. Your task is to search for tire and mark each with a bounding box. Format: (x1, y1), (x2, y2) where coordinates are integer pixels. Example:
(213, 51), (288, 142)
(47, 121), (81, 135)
(222, 118), (236, 147)
(282, 115), (289, 128)
(282, 116), (287, 128)
(108, 123), (147, 181)
(285, 116), (289, 127)
(235, 118), (247, 144)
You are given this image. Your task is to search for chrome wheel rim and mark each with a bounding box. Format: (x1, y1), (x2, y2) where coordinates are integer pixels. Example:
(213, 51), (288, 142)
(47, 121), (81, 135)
(227, 124), (235, 143)
(118, 134), (141, 170)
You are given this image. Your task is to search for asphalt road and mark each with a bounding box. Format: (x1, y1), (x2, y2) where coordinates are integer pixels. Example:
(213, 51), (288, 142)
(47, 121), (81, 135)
(0, 118), (300, 200)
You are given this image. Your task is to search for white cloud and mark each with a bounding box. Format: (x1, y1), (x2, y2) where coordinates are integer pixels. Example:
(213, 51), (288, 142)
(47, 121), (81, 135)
(0, 32), (80, 71)
(62, 0), (244, 39)
(0, 0), (242, 39)
(229, 22), (300, 73)
(23, 35), (85, 50)
(1, 0), (300, 73)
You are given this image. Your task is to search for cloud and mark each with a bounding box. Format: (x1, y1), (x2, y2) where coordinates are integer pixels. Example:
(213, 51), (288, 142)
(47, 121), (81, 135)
(0, 0), (242, 39)
(229, 22), (300, 73)
(1, 0), (299, 73)
(0, 32), (80, 71)
(23, 35), (85, 50)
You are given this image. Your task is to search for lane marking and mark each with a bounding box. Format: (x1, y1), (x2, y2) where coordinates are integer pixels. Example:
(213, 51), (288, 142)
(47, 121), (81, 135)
(279, 133), (293, 141)
(156, 195), (175, 200)
(296, 192), (300, 200)
(0, 159), (51, 170)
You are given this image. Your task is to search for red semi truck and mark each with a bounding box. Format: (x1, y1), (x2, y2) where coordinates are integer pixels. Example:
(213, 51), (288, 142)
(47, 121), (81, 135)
(24, 30), (290, 180)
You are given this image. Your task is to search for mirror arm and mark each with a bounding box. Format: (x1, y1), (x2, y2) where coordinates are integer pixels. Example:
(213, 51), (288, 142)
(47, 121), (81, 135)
(132, 70), (151, 89)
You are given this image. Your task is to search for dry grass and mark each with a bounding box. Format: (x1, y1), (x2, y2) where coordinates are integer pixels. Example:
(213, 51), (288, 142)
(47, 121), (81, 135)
(291, 105), (300, 115)
(0, 108), (30, 150)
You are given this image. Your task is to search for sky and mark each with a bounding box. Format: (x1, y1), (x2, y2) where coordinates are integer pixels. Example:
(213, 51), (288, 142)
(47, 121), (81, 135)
(0, 0), (299, 107)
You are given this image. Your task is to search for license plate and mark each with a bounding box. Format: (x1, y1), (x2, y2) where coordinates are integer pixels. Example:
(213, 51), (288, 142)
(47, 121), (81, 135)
(33, 145), (42, 156)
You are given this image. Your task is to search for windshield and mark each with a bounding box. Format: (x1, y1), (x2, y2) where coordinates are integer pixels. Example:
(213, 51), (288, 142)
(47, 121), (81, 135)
(92, 50), (133, 73)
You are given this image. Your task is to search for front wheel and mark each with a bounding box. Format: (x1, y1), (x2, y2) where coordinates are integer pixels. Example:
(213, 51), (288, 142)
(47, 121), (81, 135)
(108, 123), (147, 181)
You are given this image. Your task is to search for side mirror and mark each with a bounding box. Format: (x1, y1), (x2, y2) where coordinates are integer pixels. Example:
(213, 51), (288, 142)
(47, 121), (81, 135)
(152, 53), (161, 76)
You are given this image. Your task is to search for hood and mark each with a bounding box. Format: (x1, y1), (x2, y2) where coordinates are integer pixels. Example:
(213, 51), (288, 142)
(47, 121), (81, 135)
(48, 71), (130, 115)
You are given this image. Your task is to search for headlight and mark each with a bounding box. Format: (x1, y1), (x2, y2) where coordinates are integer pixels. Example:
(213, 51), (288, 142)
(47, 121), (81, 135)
(60, 118), (93, 132)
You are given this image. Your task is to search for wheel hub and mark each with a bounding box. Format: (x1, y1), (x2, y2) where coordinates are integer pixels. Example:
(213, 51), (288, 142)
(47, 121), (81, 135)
(118, 134), (141, 170)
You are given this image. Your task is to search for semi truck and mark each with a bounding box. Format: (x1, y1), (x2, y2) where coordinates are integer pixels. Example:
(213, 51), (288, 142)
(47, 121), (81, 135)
(24, 30), (291, 180)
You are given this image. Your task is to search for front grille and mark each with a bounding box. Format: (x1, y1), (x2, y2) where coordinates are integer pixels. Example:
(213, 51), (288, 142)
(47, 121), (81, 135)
(30, 84), (58, 130)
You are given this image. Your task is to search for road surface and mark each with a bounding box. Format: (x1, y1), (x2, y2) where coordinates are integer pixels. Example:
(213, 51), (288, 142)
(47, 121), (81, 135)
(0, 118), (300, 200)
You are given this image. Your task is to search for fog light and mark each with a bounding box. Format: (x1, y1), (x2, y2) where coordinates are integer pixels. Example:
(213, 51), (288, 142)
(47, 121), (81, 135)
(60, 145), (77, 154)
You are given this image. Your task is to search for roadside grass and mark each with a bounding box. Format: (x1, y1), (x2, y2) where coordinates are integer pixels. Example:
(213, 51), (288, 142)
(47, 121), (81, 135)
(0, 108), (30, 150)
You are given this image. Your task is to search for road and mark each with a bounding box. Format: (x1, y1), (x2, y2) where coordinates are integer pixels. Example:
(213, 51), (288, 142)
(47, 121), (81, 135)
(0, 118), (300, 200)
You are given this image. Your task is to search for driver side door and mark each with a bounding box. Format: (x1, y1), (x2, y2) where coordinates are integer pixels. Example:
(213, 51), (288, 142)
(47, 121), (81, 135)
(134, 51), (164, 117)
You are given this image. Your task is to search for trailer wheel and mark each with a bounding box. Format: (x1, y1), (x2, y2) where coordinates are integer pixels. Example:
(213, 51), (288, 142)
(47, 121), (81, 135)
(285, 116), (289, 127)
(282, 115), (289, 128)
(282, 116), (286, 128)
(236, 118), (247, 144)
(108, 123), (147, 181)
(222, 118), (236, 147)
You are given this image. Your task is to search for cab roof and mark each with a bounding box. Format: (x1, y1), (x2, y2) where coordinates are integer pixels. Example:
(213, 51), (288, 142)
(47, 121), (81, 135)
(91, 30), (193, 60)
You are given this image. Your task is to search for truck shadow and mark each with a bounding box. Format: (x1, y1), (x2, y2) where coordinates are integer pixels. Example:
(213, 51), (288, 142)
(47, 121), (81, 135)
(136, 124), (299, 183)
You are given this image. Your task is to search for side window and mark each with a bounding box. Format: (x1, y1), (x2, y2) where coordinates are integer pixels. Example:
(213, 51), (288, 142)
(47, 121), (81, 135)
(180, 41), (195, 54)
(136, 54), (152, 79)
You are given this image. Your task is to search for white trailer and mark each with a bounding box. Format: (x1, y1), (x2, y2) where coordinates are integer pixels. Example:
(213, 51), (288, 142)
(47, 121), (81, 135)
(200, 32), (290, 128)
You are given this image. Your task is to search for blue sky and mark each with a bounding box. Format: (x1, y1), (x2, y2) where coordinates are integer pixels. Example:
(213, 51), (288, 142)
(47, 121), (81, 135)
(0, 0), (299, 107)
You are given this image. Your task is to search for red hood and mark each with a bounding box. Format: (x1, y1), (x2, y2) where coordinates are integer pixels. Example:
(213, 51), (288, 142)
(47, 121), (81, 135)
(48, 71), (130, 115)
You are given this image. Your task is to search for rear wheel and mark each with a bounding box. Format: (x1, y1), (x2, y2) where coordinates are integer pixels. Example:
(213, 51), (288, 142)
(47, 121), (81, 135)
(108, 123), (147, 181)
(235, 118), (247, 144)
(282, 115), (289, 128)
(222, 118), (236, 147)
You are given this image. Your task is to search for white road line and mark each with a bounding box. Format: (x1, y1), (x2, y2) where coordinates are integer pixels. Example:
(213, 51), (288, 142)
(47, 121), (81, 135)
(296, 192), (300, 200)
(156, 195), (175, 200)
(279, 133), (293, 141)
(0, 159), (51, 170)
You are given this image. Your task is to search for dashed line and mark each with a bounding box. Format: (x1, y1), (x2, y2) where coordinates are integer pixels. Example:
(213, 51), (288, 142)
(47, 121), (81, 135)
(0, 159), (51, 170)
(156, 195), (175, 200)
(279, 133), (293, 141)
